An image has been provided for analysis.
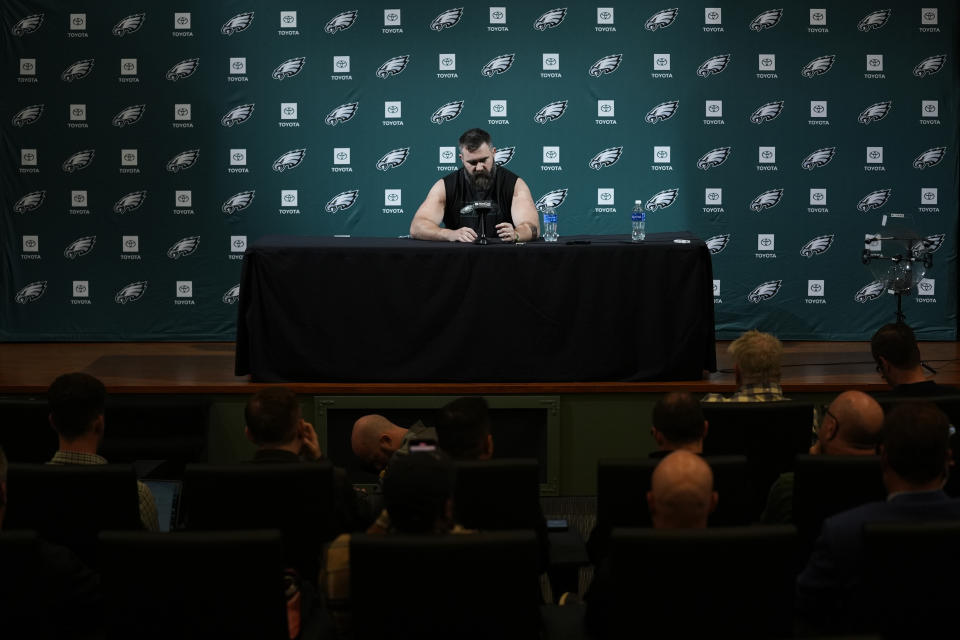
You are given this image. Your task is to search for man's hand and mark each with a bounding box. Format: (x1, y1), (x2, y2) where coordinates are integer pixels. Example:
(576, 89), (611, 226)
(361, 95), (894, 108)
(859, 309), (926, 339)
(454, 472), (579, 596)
(299, 420), (322, 460)
(496, 222), (517, 242)
(447, 226), (478, 243)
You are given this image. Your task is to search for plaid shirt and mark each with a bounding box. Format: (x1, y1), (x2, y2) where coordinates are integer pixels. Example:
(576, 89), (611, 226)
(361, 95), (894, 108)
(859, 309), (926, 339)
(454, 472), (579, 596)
(701, 383), (788, 403)
(48, 450), (159, 531)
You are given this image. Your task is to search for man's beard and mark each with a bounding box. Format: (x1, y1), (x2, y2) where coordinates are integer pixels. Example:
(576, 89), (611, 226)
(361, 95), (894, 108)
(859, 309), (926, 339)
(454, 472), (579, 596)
(468, 165), (495, 192)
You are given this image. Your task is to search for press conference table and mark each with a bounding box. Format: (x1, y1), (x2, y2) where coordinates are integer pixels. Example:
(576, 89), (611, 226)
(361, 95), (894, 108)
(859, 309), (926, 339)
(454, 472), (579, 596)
(235, 234), (716, 382)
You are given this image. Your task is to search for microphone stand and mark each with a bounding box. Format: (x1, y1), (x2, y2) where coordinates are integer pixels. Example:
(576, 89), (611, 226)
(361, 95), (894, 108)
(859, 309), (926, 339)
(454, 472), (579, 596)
(476, 206), (489, 245)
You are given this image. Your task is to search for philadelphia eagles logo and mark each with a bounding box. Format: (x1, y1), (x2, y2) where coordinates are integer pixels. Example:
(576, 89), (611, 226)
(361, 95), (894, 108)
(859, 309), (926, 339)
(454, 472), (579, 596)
(534, 100), (568, 123)
(802, 147), (836, 170)
(15, 281), (47, 304)
(166, 149), (200, 173)
(706, 235), (729, 254)
(325, 102), (358, 125)
(858, 101), (892, 124)
(750, 100), (784, 123)
(114, 191), (147, 214)
(645, 8), (678, 31)
(166, 58), (199, 81)
(112, 13), (145, 36)
(749, 9), (783, 31)
(377, 148), (410, 171)
(431, 100), (464, 124)
(482, 54), (515, 77)
(324, 10), (358, 34)
(697, 54), (731, 77)
(14, 191), (45, 213)
(377, 55), (410, 78)
(167, 236), (200, 260)
(645, 101), (679, 123)
(914, 55), (946, 77)
(913, 234), (945, 256)
(750, 188), (784, 211)
(913, 147), (946, 169)
(536, 189), (568, 209)
(64, 236), (96, 259)
(858, 9), (891, 31)
(12, 14), (44, 36)
(62, 59), (95, 82)
(857, 189), (891, 212)
(802, 55), (836, 77)
(63, 150), (95, 173)
(589, 54), (622, 77)
(12, 104), (43, 127)
(495, 147), (515, 166)
(431, 8), (463, 31)
(534, 8), (567, 30)
(748, 280), (782, 303)
(222, 12), (254, 35)
(273, 149), (306, 172)
(222, 285), (241, 305)
(697, 147), (731, 170)
(221, 104), (255, 127)
(222, 191), (255, 214)
(589, 147), (622, 170)
(112, 104), (146, 127)
(325, 190), (359, 212)
(800, 235), (834, 257)
(272, 57), (305, 80)
(855, 281), (886, 303)
(115, 281), (147, 304)
(645, 189), (679, 211)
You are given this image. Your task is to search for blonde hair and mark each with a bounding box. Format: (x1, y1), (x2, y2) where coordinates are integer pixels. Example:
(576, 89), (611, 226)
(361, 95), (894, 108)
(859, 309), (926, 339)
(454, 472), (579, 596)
(728, 330), (782, 384)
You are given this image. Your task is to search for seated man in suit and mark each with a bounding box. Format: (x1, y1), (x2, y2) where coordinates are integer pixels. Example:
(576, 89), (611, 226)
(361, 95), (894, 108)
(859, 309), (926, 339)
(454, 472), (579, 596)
(702, 329), (787, 403)
(649, 392), (708, 458)
(46, 372), (158, 531)
(244, 386), (321, 462)
(761, 390), (884, 523)
(796, 403), (960, 633)
(871, 322), (957, 396)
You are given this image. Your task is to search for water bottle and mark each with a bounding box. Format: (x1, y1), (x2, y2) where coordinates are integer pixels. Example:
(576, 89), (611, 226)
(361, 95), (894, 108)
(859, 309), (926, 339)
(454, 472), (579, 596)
(631, 200), (646, 242)
(542, 206), (558, 242)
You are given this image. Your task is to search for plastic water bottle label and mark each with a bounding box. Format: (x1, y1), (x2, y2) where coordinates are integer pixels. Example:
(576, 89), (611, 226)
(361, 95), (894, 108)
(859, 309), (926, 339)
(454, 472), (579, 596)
(544, 213), (557, 223)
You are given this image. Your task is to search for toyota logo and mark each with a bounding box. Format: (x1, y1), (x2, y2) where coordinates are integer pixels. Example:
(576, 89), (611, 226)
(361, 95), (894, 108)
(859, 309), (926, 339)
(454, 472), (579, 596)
(177, 193), (190, 202)
(813, 104), (825, 113)
(600, 11), (611, 20)
(179, 284), (190, 293)
(125, 239), (137, 247)
(442, 150), (454, 159)
(72, 108), (84, 116)
(492, 10), (504, 20)
(123, 62), (135, 71)
(812, 12), (824, 21)
(233, 152), (245, 161)
(283, 15), (295, 24)
(924, 191), (936, 201)
(761, 58), (773, 67)
(336, 59), (348, 69)
(442, 57), (453, 67)
(713, 283), (720, 295)
(600, 104), (612, 113)
(869, 58), (881, 68)
(760, 238), (772, 246)
(810, 283), (822, 293)
(177, 107), (189, 116)
(920, 281), (933, 292)
(23, 152), (35, 161)
(656, 57), (668, 67)
(75, 284), (87, 293)
(924, 11), (936, 21)
(656, 150), (668, 159)
(283, 106), (295, 115)
(74, 194), (85, 203)
(387, 105), (399, 114)
(869, 150), (881, 159)
(545, 150), (558, 159)
(232, 61), (244, 70)
(708, 104), (720, 113)
(493, 104), (505, 113)
(545, 57), (557, 66)
(73, 16), (85, 25)
(22, 62), (34, 71)
(761, 150), (773, 159)
(387, 12), (399, 22)
(282, 194), (295, 203)
(233, 239), (245, 247)
(600, 192), (612, 201)
(25, 239), (37, 248)
(387, 193), (399, 202)
(812, 192), (825, 201)
(123, 153), (136, 162)
(177, 16), (189, 25)
(924, 104), (937, 113)
(707, 192), (719, 201)
(336, 151), (348, 161)
(708, 11), (719, 20)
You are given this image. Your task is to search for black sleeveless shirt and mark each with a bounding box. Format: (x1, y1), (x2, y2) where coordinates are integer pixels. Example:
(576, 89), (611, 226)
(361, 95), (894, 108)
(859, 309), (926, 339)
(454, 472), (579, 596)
(442, 166), (519, 236)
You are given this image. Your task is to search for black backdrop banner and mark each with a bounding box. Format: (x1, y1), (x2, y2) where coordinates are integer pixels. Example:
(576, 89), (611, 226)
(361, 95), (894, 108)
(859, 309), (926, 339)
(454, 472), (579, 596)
(2, 1), (957, 341)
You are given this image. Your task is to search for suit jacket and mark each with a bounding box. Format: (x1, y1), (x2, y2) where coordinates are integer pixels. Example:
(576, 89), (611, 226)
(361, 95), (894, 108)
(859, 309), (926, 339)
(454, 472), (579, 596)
(796, 489), (960, 633)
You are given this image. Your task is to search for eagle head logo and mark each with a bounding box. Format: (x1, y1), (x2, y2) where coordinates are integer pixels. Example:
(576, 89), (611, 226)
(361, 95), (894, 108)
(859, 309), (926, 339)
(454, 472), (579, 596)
(114, 191), (148, 214)
(325, 10), (358, 34)
(534, 100), (568, 124)
(857, 189), (892, 212)
(914, 54), (946, 78)
(112, 104), (146, 127)
(431, 100), (464, 124)
(802, 147), (836, 170)
(115, 281), (147, 304)
(431, 8), (463, 31)
(482, 54), (515, 77)
(800, 235), (835, 257)
(61, 59), (95, 82)
(802, 55), (836, 77)
(697, 147), (731, 170)
(748, 280), (782, 303)
(495, 147), (515, 166)
(325, 190), (359, 212)
(534, 8), (567, 30)
(377, 148), (410, 171)
(645, 189), (679, 211)
(858, 9), (891, 31)
(222, 12), (254, 35)
(377, 55), (410, 78)
(222, 285), (241, 305)
(112, 13), (146, 36)
(64, 236), (97, 259)
(15, 281), (47, 304)
(536, 189), (568, 209)
(589, 54), (623, 77)
(62, 150), (95, 173)
(697, 54), (731, 77)
(750, 189), (784, 211)
(272, 57), (306, 80)
(273, 149), (307, 172)
(222, 191), (256, 214)
(14, 191), (46, 213)
(221, 103), (255, 127)
(166, 150), (200, 173)
(325, 102), (359, 125)
(855, 281), (886, 303)
(167, 236), (200, 260)
(912, 234), (945, 256)
(12, 104), (44, 127)
(165, 58), (199, 81)
(589, 147), (623, 170)
(749, 9), (783, 31)
(645, 100), (679, 123)
(12, 14), (44, 36)
(706, 234), (730, 254)
(913, 147), (946, 169)
(645, 8), (679, 31)
(750, 100), (784, 123)
(858, 101), (892, 124)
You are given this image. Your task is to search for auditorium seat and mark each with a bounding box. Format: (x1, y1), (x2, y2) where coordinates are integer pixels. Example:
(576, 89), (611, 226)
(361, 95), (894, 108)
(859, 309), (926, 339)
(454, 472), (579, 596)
(350, 530), (541, 639)
(0, 398), (56, 462)
(701, 401), (815, 513)
(99, 529), (289, 640)
(4, 463), (141, 566)
(181, 462), (337, 580)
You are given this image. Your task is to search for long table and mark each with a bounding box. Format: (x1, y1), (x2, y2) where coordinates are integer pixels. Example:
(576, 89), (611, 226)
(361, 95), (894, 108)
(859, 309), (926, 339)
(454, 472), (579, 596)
(234, 234), (717, 382)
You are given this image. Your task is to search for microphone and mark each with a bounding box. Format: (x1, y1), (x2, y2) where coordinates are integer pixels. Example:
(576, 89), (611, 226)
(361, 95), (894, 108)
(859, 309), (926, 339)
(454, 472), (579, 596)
(460, 201), (494, 245)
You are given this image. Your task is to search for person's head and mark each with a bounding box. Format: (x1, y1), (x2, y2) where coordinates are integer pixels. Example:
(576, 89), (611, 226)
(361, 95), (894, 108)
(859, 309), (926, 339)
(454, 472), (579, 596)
(814, 390), (884, 456)
(647, 451), (718, 529)
(434, 397), (494, 460)
(880, 403), (952, 493)
(458, 128), (496, 189)
(651, 392), (708, 453)
(728, 329), (783, 386)
(48, 372), (106, 441)
(351, 415), (409, 471)
(382, 449), (456, 533)
(244, 387), (301, 446)
(0, 445), (7, 528)
(871, 323), (923, 385)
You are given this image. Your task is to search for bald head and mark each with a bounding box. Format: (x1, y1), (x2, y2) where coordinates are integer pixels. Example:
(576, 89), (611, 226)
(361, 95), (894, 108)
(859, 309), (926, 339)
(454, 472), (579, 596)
(351, 414), (408, 471)
(647, 451), (717, 529)
(817, 391), (884, 456)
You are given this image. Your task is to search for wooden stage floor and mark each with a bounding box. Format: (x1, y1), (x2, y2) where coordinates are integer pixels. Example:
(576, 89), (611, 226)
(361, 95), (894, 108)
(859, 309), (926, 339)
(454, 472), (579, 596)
(2, 341), (959, 395)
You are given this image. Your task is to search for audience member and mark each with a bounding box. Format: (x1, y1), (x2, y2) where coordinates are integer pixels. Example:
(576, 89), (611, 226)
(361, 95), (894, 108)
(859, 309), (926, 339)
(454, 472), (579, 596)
(649, 392), (708, 458)
(46, 373), (158, 531)
(871, 322), (958, 396)
(434, 396), (494, 460)
(244, 386), (321, 462)
(761, 391), (884, 523)
(351, 414), (437, 473)
(702, 329), (787, 402)
(796, 403), (960, 633)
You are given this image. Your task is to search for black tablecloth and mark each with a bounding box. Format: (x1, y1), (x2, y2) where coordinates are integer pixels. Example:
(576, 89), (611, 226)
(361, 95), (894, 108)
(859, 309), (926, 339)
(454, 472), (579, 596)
(235, 234), (716, 382)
